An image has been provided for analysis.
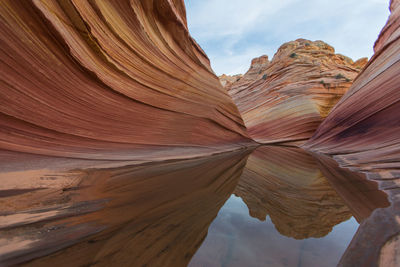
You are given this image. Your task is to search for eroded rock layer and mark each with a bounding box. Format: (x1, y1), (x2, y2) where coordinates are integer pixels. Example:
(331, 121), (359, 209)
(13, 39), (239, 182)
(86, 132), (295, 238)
(219, 74), (243, 88)
(0, 0), (251, 160)
(223, 40), (366, 144)
(304, 0), (400, 167)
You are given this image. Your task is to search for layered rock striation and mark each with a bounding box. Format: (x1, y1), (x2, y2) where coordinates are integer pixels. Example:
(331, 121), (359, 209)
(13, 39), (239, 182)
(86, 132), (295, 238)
(219, 74), (243, 88)
(223, 40), (367, 144)
(304, 0), (400, 169)
(0, 0), (252, 160)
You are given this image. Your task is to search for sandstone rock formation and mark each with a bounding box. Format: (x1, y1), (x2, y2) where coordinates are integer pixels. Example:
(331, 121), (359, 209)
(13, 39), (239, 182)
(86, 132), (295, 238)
(1, 0), (399, 266)
(304, 0), (400, 169)
(0, 0), (252, 161)
(218, 74), (243, 88)
(223, 40), (367, 144)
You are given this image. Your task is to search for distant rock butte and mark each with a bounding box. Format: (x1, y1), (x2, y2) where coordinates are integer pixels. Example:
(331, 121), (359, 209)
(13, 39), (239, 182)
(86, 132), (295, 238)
(219, 74), (243, 88)
(221, 39), (367, 145)
(0, 0), (253, 160)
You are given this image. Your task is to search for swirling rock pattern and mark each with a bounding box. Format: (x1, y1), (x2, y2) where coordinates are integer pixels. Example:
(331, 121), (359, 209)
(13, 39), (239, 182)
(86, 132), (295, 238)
(223, 39), (366, 144)
(0, 0), (251, 160)
(304, 0), (400, 167)
(219, 74), (243, 88)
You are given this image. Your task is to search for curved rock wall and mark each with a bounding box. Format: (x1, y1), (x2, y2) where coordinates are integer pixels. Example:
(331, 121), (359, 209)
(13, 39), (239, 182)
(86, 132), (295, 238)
(0, 0), (251, 160)
(304, 0), (400, 167)
(224, 39), (366, 144)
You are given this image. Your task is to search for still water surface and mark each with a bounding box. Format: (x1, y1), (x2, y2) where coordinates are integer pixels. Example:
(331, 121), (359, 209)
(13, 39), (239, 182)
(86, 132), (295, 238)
(0, 146), (390, 266)
(190, 196), (358, 267)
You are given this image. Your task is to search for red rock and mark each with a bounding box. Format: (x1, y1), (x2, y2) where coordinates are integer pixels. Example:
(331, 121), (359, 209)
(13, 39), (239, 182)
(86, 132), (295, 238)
(304, 0), (400, 167)
(223, 39), (366, 144)
(0, 0), (253, 160)
(218, 74), (243, 88)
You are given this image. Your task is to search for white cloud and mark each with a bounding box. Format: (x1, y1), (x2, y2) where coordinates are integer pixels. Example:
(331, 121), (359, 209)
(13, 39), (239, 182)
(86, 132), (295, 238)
(185, 0), (390, 75)
(186, 0), (296, 40)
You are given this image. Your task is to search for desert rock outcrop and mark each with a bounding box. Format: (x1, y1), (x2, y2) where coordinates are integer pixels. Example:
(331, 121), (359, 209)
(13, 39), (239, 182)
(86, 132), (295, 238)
(304, 0), (400, 170)
(219, 74), (243, 88)
(223, 39), (367, 144)
(0, 0), (252, 160)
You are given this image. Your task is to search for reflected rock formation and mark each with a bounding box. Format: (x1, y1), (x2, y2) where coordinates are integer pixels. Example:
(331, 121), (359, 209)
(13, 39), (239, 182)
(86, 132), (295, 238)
(234, 146), (352, 239)
(0, 0), (252, 160)
(234, 146), (389, 240)
(0, 150), (250, 266)
(222, 39), (366, 145)
(0, 146), (392, 266)
(313, 153), (390, 222)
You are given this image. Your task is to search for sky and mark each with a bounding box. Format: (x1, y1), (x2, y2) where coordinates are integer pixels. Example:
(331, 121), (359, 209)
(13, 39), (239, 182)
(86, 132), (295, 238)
(184, 0), (391, 75)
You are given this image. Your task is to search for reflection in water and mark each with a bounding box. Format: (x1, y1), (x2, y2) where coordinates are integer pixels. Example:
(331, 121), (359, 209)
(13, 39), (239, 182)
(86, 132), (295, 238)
(190, 146), (389, 267)
(189, 195), (359, 267)
(0, 150), (250, 266)
(234, 146), (352, 239)
(314, 153), (390, 222)
(0, 146), (390, 266)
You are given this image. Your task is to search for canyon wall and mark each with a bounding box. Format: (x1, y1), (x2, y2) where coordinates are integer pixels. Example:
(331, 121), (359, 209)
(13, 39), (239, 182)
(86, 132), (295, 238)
(0, 0), (252, 160)
(304, 0), (400, 168)
(222, 40), (366, 145)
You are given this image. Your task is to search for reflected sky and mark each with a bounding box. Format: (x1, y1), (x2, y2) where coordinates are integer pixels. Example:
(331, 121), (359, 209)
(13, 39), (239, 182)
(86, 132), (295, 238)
(190, 195), (359, 267)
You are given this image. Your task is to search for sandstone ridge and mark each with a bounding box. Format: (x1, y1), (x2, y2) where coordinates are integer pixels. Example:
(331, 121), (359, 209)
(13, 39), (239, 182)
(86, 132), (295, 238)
(221, 39), (367, 145)
(0, 0), (252, 160)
